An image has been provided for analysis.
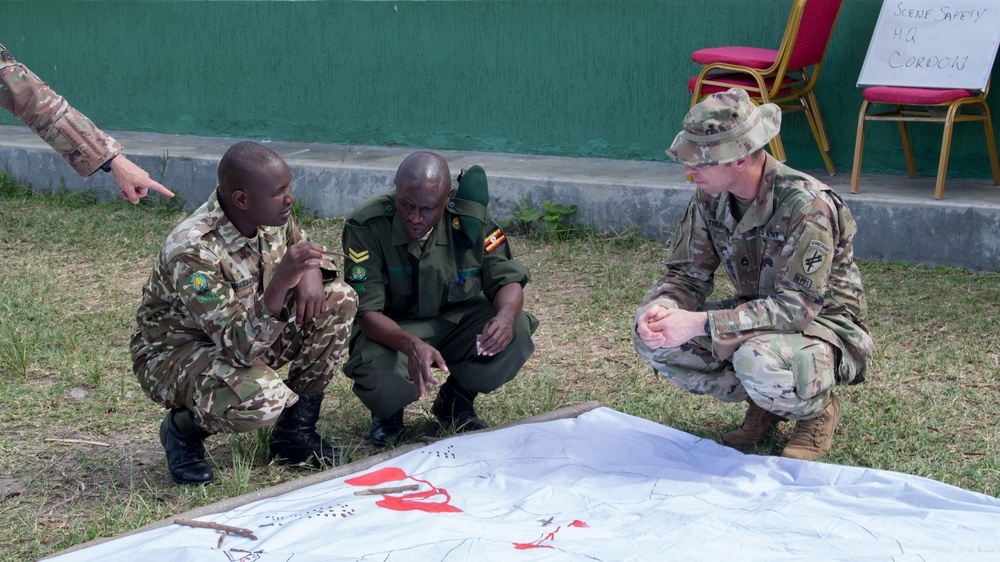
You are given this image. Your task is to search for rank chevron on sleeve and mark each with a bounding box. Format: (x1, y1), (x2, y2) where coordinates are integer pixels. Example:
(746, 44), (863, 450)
(348, 248), (369, 263)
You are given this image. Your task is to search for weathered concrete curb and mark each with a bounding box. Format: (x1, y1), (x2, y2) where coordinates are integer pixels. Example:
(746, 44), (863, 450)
(3, 126), (999, 270)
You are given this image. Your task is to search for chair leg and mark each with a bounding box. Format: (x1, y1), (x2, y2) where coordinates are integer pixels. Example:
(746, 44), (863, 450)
(769, 134), (788, 162)
(850, 100), (870, 194)
(934, 103), (962, 200)
(801, 95), (835, 175)
(805, 90), (832, 152)
(978, 101), (1000, 186)
(897, 107), (917, 179)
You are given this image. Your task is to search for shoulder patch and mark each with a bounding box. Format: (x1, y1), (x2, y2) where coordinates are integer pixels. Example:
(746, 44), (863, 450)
(484, 228), (506, 253)
(347, 264), (368, 282)
(802, 242), (829, 274)
(189, 272), (221, 303)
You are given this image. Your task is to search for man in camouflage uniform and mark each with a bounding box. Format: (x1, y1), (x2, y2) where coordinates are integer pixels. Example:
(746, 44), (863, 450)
(131, 141), (357, 484)
(633, 89), (874, 461)
(342, 151), (538, 447)
(0, 42), (172, 203)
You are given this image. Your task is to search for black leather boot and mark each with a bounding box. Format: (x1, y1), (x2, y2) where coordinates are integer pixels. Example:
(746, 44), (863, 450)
(159, 408), (214, 485)
(269, 392), (341, 467)
(432, 377), (486, 432)
(368, 409), (405, 448)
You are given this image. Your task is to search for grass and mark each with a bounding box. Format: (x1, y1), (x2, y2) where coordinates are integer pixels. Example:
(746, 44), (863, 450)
(1, 178), (998, 560)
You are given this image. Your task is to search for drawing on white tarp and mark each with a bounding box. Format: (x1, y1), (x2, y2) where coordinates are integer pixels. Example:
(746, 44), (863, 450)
(48, 408), (1000, 561)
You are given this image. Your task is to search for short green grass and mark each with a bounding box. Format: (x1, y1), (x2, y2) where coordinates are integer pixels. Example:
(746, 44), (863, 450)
(0, 178), (998, 560)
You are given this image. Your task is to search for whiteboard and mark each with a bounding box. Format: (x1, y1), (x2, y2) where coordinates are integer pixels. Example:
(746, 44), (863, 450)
(857, 0), (1000, 90)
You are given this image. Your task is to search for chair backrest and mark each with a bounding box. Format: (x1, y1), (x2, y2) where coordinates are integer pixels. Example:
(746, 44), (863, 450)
(783, 0), (844, 70)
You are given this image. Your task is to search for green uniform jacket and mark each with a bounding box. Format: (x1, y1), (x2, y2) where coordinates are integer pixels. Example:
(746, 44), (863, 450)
(342, 193), (530, 323)
(638, 154), (875, 373)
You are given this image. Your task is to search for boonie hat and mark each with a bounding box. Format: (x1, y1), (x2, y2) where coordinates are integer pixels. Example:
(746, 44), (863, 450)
(666, 88), (781, 167)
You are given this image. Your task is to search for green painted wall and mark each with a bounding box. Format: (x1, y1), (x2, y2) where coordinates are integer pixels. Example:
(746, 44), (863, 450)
(2, 0), (999, 177)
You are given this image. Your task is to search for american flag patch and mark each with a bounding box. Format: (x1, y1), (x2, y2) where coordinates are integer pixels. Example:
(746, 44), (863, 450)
(484, 228), (506, 253)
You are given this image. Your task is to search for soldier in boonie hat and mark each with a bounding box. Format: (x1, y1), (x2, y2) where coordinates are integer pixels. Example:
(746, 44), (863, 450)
(666, 88), (781, 168)
(634, 87), (874, 464)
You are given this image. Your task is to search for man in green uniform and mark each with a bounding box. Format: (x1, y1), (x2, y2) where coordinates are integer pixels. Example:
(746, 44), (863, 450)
(131, 141), (357, 484)
(633, 89), (874, 461)
(0, 42), (173, 203)
(342, 151), (538, 447)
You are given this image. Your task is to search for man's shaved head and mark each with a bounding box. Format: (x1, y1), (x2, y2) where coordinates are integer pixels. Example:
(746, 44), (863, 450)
(218, 141), (284, 197)
(394, 151), (451, 196)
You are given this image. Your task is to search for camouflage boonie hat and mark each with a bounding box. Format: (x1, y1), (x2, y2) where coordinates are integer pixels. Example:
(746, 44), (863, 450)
(666, 88), (781, 167)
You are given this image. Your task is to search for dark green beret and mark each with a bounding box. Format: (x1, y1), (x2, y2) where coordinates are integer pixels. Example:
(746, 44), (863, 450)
(455, 165), (489, 247)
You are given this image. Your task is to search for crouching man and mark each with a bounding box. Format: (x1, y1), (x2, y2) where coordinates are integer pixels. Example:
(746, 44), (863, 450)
(131, 141), (357, 484)
(634, 89), (874, 461)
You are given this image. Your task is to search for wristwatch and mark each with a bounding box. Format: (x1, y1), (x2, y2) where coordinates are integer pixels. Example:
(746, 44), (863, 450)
(99, 155), (118, 173)
(703, 316), (711, 336)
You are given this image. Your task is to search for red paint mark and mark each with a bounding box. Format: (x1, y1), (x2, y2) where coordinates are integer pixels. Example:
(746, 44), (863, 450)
(346, 467), (462, 514)
(513, 542), (554, 550)
(512, 519), (589, 550)
(345, 467), (407, 486)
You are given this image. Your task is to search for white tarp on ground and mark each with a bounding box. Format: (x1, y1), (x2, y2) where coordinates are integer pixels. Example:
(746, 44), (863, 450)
(50, 407), (1000, 561)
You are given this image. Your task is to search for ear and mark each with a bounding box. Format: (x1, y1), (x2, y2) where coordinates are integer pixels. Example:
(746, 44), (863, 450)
(231, 189), (251, 211)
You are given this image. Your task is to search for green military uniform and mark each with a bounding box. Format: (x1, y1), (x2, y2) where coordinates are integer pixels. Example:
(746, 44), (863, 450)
(0, 43), (121, 176)
(633, 153), (875, 420)
(342, 192), (538, 418)
(131, 190), (357, 434)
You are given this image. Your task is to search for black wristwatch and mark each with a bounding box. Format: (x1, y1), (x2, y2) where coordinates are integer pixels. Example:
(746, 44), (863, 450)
(704, 316), (711, 336)
(99, 155), (118, 173)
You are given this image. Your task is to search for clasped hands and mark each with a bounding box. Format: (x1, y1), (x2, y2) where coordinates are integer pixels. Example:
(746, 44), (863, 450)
(636, 305), (708, 349)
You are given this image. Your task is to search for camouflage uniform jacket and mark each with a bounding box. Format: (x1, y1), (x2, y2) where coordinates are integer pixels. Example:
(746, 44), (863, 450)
(342, 193), (530, 323)
(640, 153), (874, 369)
(131, 189), (338, 366)
(0, 44), (121, 176)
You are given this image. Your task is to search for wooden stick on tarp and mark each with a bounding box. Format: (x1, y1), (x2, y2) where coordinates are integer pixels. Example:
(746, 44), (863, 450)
(174, 518), (258, 540)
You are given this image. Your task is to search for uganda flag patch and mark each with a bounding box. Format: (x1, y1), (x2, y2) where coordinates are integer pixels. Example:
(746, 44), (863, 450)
(484, 228), (506, 253)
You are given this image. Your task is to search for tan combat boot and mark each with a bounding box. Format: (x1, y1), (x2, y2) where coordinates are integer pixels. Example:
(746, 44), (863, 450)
(722, 399), (785, 449)
(781, 393), (842, 461)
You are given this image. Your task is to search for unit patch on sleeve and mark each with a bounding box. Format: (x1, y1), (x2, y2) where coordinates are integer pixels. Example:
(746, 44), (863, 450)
(484, 228), (506, 253)
(189, 272), (220, 302)
(348, 264), (368, 283)
(348, 247), (369, 263)
(802, 240), (830, 274)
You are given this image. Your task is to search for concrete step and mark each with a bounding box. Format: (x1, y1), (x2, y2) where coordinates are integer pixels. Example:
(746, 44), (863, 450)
(2, 125), (999, 270)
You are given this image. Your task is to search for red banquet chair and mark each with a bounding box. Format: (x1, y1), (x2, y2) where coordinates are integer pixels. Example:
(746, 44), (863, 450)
(687, 0), (843, 175)
(850, 82), (1000, 200)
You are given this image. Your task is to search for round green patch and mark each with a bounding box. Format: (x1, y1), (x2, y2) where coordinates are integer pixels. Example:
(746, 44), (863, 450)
(348, 264), (368, 282)
(190, 272), (211, 295)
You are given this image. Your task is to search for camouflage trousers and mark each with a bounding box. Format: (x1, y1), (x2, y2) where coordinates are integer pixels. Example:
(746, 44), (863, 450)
(633, 329), (861, 420)
(135, 279), (357, 434)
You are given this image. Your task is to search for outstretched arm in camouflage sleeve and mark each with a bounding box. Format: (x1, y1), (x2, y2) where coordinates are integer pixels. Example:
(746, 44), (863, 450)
(0, 45), (174, 203)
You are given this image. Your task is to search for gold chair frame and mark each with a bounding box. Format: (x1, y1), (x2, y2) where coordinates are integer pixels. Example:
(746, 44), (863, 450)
(850, 81), (1000, 200)
(689, 0), (842, 175)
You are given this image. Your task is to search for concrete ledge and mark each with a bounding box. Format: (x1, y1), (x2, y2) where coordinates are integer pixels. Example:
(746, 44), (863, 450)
(3, 125), (1000, 270)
